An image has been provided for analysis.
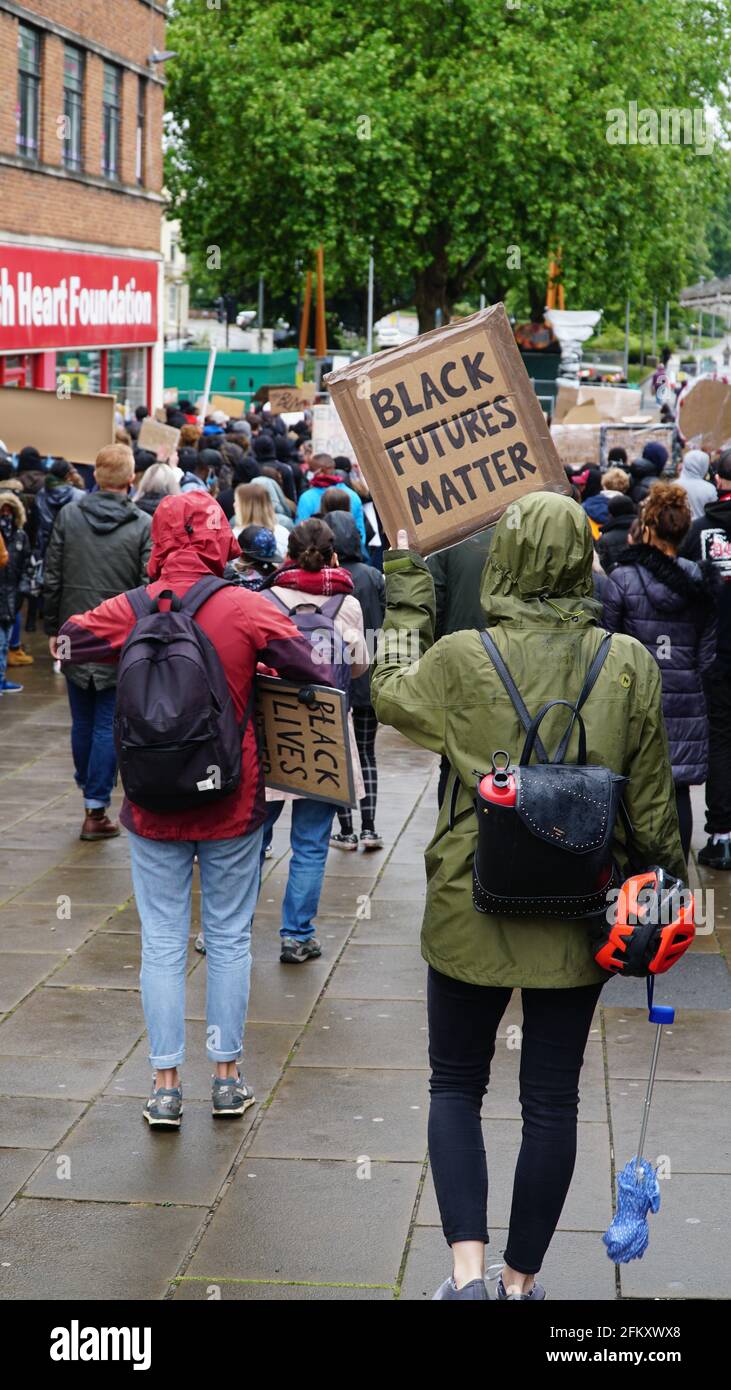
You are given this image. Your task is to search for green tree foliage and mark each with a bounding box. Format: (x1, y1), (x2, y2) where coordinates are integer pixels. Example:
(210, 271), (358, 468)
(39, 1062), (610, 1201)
(166, 0), (731, 331)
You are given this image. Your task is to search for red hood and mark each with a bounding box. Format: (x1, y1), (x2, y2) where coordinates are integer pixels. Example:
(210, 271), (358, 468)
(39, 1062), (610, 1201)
(148, 493), (240, 583)
(311, 472), (341, 488)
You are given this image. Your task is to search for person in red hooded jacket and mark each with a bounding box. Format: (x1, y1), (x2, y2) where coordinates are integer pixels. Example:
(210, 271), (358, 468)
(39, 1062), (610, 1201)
(54, 492), (333, 1130)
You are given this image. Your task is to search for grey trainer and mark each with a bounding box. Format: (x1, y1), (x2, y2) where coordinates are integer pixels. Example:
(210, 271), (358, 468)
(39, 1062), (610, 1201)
(497, 1276), (546, 1300)
(212, 1072), (255, 1118)
(432, 1275), (489, 1300)
(279, 935), (322, 964)
(143, 1084), (183, 1129)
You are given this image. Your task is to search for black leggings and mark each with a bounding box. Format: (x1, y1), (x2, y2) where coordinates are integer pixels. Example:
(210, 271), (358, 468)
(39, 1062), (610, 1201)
(427, 967), (603, 1275)
(674, 783), (693, 862)
(338, 705), (379, 833)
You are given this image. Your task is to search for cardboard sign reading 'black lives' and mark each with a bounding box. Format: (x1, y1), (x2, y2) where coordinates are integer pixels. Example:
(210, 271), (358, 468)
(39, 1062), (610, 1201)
(255, 676), (357, 808)
(325, 303), (568, 555)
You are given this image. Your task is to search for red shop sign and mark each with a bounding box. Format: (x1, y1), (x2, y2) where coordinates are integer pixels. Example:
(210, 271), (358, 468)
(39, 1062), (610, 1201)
(0, 244), (159, 352)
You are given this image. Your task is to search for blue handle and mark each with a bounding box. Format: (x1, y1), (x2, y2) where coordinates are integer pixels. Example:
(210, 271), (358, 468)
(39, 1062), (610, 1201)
(646, 976), (674, 1025)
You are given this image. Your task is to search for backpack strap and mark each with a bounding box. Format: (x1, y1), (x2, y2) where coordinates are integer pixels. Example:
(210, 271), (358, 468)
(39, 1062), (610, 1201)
(480, 630), (550, 764)
(179, 575), (234, 615)
(318, 594), (347, 620)
(552, 633), (612, 763)
(261, 589), (289, 615)
(125, 586), (155, 620)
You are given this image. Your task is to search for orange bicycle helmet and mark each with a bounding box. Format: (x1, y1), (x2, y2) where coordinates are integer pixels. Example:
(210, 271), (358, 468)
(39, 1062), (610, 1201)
(591, 868), (695, 977)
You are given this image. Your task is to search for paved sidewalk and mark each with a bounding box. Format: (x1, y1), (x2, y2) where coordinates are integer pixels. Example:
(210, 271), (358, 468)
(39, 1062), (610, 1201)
(0, 638), (729, 1300)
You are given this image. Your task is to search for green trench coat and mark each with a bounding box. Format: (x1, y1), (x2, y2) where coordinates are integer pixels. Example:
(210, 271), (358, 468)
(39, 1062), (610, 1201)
(371, 492), (685, 989)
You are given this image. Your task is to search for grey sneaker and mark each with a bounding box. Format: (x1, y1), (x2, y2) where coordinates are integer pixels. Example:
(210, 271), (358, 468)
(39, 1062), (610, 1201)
(212, 1072), (255, 1118)
(496, 1276), (546, 1301)
(280, 935), (322, 964)
(432, 1276), (489, 1301)
(143, 1083), (183, 1129)
(330, 831), (358, 851)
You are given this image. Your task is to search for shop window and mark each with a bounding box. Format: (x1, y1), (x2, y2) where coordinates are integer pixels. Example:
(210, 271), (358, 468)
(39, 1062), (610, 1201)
(63, 45), (84, 171)
(17, 24), (41, 160)
(56, 350), (101, 396)
(102, 63), (122, 179)
(109, 348), (147, 412)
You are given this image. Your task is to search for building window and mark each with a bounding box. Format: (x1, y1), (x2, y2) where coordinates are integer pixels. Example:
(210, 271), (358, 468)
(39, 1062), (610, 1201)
(63, 45), (84, 171)
(136, 77), (147, 185)
(102, 63), (122, 178)
(17, 24), (41, 159)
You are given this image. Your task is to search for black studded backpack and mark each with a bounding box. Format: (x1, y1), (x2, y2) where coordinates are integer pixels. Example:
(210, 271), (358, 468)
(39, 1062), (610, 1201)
(457, 631), (628, 920)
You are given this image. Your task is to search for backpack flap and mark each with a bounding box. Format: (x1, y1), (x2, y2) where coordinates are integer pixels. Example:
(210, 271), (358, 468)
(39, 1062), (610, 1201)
(514, 764), (627, 855)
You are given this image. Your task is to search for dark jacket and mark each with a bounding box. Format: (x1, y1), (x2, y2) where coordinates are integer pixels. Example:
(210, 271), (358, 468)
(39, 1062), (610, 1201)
(426, 529), (494, 638)
(34, 479), (83, 556)
(0, 492), (31, 626)
(680, 494), (731, 673)
(135, 493), (171, 517)
(603, 543), (717, 784)
(43, 491), (152, 690)
(597, 514), (634, 574)
(629, 457), (663, 506)
(326, 511), (385, 703)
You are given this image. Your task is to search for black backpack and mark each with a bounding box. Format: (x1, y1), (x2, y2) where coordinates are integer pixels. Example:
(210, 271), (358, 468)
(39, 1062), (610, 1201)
(114, 576), (250, 812)
(453, 630), (628, 921)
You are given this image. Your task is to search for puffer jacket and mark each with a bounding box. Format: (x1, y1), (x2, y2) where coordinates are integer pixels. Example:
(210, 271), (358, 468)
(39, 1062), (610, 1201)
(57, 492), (334, 840)
(371, 492), (685, 990)
(43, 491), (152, 691)
(603, 543), (717, 784)
(326, 511), (385, 703)
(0, 491), (31, 626)
(34, 478), (83, 556)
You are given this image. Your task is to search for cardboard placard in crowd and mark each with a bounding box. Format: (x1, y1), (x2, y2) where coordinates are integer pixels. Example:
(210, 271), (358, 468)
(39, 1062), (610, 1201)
(269, 385), (308, 414)
(554, 382), (644, 424)
(138, 417), (180, 460)
(325, 303), (569, 556)
(551, 421), (674, 469)
(210, 393), (246, 419)
(163, 386), (179, 406)
(679, 378), (731, 453)
(0, 385), (115, 465)
(255, 676), (357, 807)
(312, 401), (355, 458)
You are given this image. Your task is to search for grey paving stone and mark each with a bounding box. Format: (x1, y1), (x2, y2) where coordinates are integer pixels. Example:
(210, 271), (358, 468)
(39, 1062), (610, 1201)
(322, 848), (387, 879)
(417, 1119), (612, 1233)
(173, 1278), (394, 1300)
(618, 1174), (731, 1299)
(0, 904), (100, 954)
(0, 953), (61, 1010)
(609, 1080), (731, 1174)
(399, 1225), (617, 1301)
(0, 1054), (116, 1101)
(604, 1008), (731, 1081)
(0, 988), (144, 1058)
(184, 957), (332, 1026)
(603, 956), (731, 1010)
(0, 1198), (203, 1300)
(106, 1020), (299, 1101)
(0, 1096), (85, 1149)
(327, 944), (426, 1000)
(10, 865), (134, 908)
(0, 1148), (46, 1215)
(250, 1067), (429, 1160)
(25, 1097), (251, 1206)
(351, 910), (423, 946)
(294, 998), (428, 1068)
(46, 932), (198, 990)
(187, 1156), (421, 1284)
(256, 874), (357, 920)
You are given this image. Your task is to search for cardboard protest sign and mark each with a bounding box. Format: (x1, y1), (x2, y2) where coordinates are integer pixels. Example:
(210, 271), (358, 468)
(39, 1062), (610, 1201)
(679, 379), (731, 452)
(255, 676), (356, 807)
(269, 385), (307, 414)
(138, 417), (180, 460)
(551, 421), (673, 469)
(312, 401), (355, 458)
(163, 386), (179, 406)
(325, 303), (568, 556)
(0, 385), (114, 465)
(210, 393), (245, 419)
(554, 383), (643, 424)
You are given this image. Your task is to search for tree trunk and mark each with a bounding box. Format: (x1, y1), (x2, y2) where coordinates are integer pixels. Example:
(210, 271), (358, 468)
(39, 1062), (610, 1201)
(414, 257), (451, 334)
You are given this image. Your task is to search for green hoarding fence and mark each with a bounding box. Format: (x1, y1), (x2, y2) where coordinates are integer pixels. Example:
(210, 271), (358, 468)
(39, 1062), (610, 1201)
(164, 349), (299, 407)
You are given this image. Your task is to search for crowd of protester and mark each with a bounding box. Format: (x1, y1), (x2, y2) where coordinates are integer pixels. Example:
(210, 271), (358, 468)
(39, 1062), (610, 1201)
(1, 387), (730, 1300)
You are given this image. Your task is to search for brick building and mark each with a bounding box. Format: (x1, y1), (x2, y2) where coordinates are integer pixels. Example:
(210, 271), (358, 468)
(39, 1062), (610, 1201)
(0, 0), (167, 413)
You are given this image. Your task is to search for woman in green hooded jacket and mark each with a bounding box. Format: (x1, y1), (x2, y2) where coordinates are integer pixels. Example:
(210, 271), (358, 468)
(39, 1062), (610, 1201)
(371, 491), (684, 1302)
